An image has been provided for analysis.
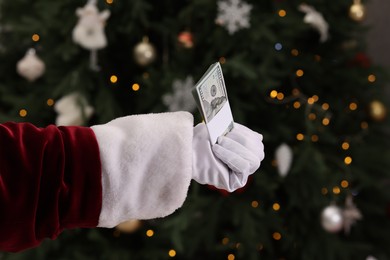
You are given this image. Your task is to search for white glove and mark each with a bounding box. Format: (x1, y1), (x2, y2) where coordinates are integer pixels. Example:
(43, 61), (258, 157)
(192, 122), (264, 192)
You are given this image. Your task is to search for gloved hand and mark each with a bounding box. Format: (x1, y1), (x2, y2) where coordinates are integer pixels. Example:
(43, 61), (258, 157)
(192, 122), (264, 192)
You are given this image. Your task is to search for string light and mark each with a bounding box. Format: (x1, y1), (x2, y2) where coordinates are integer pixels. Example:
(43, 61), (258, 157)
(344, 156), (352, 165)
(276, 92), (284, 100)
(322, 103), (329, 110)
(46, 98), (54, 106)
(311, 135), (319, 142)
(349, 102), (358, 111)
(132, 83), (140, 91)
(308, 113), (316, 120)
(168, 249), (176, 257)
(314, 55), (321, 62)
(251, 200), (259, 208)
(270, 90), (278, 98)
(368, 74), (376, 83)
(361, 121), (368, 129)
(296, 133), (304, 141)
(32, 34), (40, 42)
(292, 88), (300, 96)
(272, 232), (282, 240)
(219, 57), (226, 64)
(307, 97), (315, 105)
(293, 101), (301, 109)
(19, 109), (27, 117)
(341, 180), (349, 188)
(222, 237), (229, 245)
(322, 118), (330, 126)
(228, 254), (235, 260)
(296, 69), (304, 77)
(312, 95), (319, 102)
(146, 229), (154, 237)
(333, 186), (341, 194)
(321, 188), (328, 195)
(291, 49), (299, 56)
(106, 0), (114, 4)
(110, 75), (118, 83)
(342, 142), (350, 150)
(278, 9), (287, 17)
(273, 203), (281, 211)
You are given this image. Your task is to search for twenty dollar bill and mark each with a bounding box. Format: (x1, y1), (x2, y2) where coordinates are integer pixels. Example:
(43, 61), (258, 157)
(192, 62), (234, 144)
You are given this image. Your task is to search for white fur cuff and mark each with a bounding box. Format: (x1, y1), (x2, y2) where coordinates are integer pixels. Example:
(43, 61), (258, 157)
(91, 112), (194, 228)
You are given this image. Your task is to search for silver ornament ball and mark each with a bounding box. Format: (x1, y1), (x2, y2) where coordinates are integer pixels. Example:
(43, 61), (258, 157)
(321, 205), (344, 233)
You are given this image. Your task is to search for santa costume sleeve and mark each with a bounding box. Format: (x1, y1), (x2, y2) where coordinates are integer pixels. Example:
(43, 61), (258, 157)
(0, 111), (194, 252)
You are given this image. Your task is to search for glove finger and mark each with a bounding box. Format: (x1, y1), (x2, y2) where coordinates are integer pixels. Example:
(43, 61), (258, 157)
(227, 123), (264, 159)
(216, 135), (260, 173)
(212, 141), (251, 174)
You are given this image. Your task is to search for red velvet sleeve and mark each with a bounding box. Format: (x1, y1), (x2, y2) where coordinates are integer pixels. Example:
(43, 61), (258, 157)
(0, 122), (102, 252)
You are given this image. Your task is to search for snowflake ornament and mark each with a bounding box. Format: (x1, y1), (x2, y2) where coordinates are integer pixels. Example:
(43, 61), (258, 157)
(343, 194), (362, 235)
(162, 76), (197, 112)
(216, 0), (252, 35)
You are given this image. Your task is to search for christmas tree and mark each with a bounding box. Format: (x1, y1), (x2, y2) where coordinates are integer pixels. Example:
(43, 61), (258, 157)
(1, 0), (390, 259)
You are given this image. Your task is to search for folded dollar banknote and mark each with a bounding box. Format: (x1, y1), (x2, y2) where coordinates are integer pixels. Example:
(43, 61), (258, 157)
(192, 62), (234, 144)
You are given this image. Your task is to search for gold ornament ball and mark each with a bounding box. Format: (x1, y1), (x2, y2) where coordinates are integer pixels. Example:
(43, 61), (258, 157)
(133, 37), (156, 66)
(349, 1), (366, 22)
(115, 219), (142, 233)
(369, 100), (387, 121)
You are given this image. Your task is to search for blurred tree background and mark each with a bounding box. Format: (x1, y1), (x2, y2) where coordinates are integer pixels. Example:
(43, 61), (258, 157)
(1, 0), (390, 259)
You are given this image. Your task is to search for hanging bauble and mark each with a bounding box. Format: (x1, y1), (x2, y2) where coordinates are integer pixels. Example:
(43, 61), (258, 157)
(369, 100), (387, 122)
(72, 0), (110, 50)
(54, 92), (94, 126)
(321, 204), (344, 233)
(298, 3), (329, 43)
(133, 36), (156, 66)
(349, 0), (366, 22)
(16, 48), (45, 82)
(275, 143), (293, 177)
(115, 219), (142, 233)
(177, 30), (194, 48)
(72, 0), (110, 70)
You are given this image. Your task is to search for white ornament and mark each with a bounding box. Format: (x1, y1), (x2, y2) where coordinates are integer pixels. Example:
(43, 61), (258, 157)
(133, 37), (157, 67)
(16, 48), (45, 82)
(321, 204), (344, 233)
(54, 92), (94, 126)
(275, 143), (293, 177)
(73, 0), (110, 50)
(216, 0), (252, 35)
(162, 76), (197, 112)
(343, 194), (362, 235)
(366, 256), (378, 260)
(72, 0), (110, 70)
(298, 4), (329, 43)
